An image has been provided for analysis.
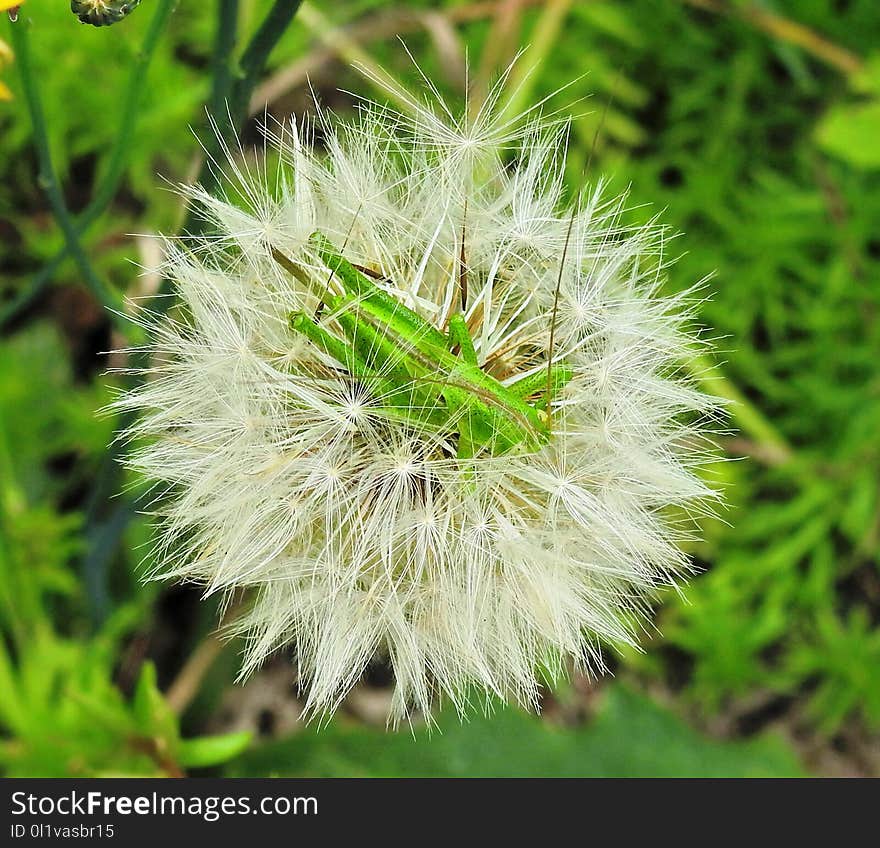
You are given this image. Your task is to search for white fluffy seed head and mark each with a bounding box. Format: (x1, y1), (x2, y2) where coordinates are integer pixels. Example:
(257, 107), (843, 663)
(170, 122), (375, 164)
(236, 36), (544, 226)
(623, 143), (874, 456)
(115, 87), (721, 724)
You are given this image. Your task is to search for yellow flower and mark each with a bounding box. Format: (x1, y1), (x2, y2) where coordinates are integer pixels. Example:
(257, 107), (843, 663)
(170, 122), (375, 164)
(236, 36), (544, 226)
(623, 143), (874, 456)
(0, 2), (24, 101)
(0, 41), (13, 102)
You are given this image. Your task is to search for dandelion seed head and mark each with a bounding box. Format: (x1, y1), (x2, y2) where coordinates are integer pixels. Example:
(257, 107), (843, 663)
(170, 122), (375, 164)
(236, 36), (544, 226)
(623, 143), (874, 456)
(117, 83), (722, 724)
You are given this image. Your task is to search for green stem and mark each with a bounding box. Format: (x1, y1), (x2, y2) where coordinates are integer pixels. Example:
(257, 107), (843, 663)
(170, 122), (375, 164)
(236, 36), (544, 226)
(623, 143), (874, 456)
(88, 0), (177, 233)
(8, 18), (131, 334)
(234, 0), (303, 117)
(1, 0), (175, 331)
(183, 0), (304, 227)
(208, 0), (240, 121)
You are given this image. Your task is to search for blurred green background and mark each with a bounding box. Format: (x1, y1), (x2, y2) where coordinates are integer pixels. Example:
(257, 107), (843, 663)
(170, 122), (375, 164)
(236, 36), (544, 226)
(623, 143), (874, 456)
(1, 0), (878, 777)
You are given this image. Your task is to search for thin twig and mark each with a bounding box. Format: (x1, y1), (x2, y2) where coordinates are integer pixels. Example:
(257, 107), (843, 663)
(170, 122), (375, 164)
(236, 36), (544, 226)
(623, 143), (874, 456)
(165, 594), (246, 715)
(249, 0), (549, 115)
(165, 632), (227, 715)
(723, 437), (793, 468)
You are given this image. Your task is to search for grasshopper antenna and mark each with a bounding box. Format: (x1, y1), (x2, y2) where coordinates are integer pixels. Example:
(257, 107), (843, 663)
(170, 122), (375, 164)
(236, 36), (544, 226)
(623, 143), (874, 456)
(458, 197), (469, 313)
(314, 202), (364, 319)
(545, 73), (622, 423)
(456, 77), (471, 316)
(268, 202), (364, 314)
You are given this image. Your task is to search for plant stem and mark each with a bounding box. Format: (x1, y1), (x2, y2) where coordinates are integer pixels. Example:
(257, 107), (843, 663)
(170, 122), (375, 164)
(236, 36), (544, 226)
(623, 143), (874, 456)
(249, 0), (549, 114)
(165, 632), (227, 715)
(87, 0), (178, 233)
(233, 0), (303, 122)
(4, 4), (174, 332)
(10, 19), (124, 323)
(208, 0), (240, 122)
(180, 0), (304, 238)
(472, 0), (527, 112)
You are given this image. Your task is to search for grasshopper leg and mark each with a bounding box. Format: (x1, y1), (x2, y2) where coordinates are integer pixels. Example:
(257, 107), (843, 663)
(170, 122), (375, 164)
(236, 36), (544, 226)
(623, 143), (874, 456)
(446, 314), (478, 366)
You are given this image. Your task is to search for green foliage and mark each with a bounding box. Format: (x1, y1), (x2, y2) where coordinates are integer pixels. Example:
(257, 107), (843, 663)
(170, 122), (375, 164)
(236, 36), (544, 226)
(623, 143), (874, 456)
(0, 325), (250, 776)
(571, 1), (880, 737)
(4, 1), (207, 229)
(2, 0), (879, 776)
(815, 51), (880, 169)
(0, 325), (113, 499)
(787, 608), (880, 733)
(0, 638), (251, 775)
(816, 99), (880, 169)
(232, 686), (802, 778)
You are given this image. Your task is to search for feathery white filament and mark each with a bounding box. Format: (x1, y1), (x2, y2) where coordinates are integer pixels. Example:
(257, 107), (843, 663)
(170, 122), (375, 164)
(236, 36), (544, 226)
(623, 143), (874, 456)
(115, 88), (720, 724)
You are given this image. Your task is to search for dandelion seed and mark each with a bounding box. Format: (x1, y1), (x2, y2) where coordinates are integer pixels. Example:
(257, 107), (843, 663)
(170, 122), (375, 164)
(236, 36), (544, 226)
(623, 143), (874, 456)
(115, 83), (721, 724)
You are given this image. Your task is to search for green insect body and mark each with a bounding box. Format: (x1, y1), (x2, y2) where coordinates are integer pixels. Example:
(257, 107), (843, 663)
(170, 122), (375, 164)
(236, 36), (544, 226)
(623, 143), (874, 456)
(281, 233), (573, 459)
(71, 0), (141, 27)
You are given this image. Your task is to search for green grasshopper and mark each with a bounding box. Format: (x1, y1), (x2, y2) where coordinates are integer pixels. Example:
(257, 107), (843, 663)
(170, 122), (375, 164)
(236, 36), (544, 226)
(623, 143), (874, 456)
(274, 233), (572, 459)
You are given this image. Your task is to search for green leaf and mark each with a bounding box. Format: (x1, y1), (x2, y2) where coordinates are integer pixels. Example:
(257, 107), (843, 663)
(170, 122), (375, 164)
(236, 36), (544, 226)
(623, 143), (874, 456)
(850, 52), (880, 96)
(815, 100), (880, 169)
(178, 732), (253, 768)
(230, 686), (804, 778)
(132, 661), (179, 746)
(0, 639), (26, 734)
